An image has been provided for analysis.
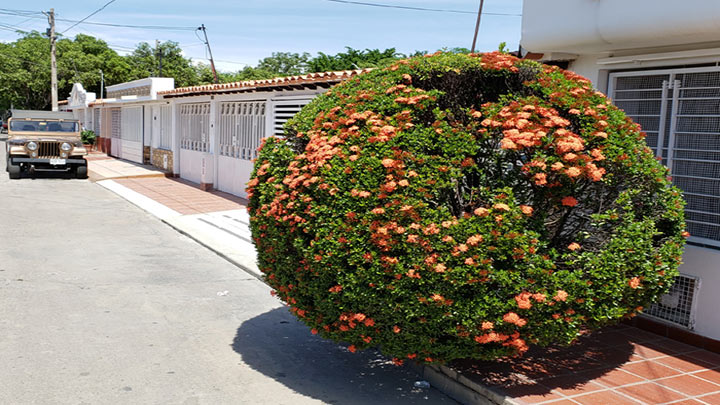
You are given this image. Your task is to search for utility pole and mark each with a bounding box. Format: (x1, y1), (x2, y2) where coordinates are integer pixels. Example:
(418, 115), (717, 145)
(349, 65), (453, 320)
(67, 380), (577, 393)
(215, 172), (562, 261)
(44, 8), (58, 111)
(198, 24), (218, 84)
(470, 0), (485, 53)
(155, 39), (163, 77)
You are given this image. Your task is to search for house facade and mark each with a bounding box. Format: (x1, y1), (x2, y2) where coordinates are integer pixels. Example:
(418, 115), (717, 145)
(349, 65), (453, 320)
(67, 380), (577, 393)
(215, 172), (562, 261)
(522, 0), (720, 342)
(155, 70), (368, 194)
(68, 70), (367, 197)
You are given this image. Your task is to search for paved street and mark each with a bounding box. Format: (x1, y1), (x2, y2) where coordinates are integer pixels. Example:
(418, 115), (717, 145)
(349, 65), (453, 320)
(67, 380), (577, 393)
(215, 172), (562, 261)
(0, 142), (455, 405)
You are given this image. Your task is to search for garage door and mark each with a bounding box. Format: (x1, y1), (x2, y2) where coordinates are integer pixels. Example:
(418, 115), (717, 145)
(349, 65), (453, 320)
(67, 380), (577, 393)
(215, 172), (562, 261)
(120, 106), (144, 164)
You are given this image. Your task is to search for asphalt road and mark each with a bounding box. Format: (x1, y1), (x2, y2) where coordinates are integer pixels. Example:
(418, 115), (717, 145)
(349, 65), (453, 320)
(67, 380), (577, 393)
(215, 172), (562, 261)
(0, 142), (455, 405)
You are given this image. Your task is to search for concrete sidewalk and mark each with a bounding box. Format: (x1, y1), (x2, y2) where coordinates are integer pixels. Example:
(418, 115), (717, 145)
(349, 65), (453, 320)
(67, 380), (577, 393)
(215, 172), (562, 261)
(90, 155), (720, 405)
(87, 151), (168, 182)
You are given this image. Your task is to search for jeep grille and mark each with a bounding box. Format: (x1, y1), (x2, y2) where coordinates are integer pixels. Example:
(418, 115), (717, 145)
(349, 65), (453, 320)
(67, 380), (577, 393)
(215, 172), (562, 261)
(38, 141), (61, 158)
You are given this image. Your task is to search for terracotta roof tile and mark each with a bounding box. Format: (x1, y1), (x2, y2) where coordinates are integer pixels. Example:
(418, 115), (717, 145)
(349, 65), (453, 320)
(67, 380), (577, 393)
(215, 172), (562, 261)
(158, 69), (372, 97)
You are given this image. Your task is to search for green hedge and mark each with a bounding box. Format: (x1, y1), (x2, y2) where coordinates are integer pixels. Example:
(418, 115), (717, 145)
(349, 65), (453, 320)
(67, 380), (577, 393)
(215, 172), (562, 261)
(247, 52), (687, 364)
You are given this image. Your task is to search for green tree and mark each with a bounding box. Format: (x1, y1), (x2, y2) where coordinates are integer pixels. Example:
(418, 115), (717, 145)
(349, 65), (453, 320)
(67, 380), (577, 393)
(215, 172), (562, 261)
(127, 41), (199, 87)
(224, 66), (278, 82)
(0, 32), (132, 111)
(0, 32), (51, 110)
(307, 47), (400, 72)
(256, 52), (311, 76)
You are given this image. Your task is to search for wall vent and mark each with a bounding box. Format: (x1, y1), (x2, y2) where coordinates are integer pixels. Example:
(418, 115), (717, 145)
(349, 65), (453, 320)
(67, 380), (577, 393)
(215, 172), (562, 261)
(272, 99), (313, 137)
(643, 274), (700, 330)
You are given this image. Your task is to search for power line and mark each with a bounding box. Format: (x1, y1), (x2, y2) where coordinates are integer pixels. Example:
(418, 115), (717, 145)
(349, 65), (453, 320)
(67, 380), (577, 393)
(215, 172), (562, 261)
(0, 8), (43, 16)
(61, 0), (118, 34)
(58, 18), (197, 31)
(324, 0), (521, 16)
(0, 11), (197, 32)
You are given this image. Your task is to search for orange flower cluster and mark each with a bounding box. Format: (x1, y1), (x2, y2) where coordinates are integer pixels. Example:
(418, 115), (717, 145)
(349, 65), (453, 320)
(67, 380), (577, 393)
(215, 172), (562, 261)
(502, 312), (527, 327)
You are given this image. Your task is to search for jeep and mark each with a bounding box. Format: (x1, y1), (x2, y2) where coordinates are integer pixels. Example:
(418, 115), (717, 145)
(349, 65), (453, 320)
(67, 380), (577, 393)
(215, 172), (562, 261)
(5, 110), (88, 179)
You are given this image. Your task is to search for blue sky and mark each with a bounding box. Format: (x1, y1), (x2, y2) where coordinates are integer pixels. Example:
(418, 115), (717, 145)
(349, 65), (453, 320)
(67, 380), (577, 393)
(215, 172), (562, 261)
(0, 0), (523, 72)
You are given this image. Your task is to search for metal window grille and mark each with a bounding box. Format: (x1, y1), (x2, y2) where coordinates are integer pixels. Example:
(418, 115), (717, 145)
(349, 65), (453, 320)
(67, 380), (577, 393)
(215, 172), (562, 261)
(218, 101), (266, 160)
(158, 105), (172, 150)
(93, 108), (101, 136)
(110, 108), (121, 139)
(644, 274), (700, 329)
(272, 99), (313, 136)
(179, 103), (210, 152)
(610, 67), (720, 245)
(121, 107), (142, 142)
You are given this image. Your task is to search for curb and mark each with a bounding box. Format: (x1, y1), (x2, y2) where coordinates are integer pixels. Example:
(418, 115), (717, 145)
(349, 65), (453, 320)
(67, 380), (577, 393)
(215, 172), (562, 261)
(160, 218), (266, 284)
(420, 365), (514, 405)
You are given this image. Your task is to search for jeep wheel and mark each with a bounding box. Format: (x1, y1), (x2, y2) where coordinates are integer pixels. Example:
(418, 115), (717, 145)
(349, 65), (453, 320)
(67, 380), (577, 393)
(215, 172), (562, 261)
(75, 164), (88, 179)
(8, 160), (21, 179)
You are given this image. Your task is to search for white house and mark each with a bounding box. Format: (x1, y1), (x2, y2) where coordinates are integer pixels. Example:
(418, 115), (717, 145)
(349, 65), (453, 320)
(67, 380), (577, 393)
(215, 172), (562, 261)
(65, 83), (96, 128)
(88, 78), (175, 165)
(76, 70), (366, 195)
(522, 0), (720, 345)
(155, 70), (368, 194)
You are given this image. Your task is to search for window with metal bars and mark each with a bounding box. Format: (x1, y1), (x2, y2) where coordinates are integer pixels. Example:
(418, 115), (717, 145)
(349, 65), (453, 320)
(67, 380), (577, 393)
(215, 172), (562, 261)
(610, 67), (720, 246)
(218, 101), (266, 160)
(179, 103), (210, 152)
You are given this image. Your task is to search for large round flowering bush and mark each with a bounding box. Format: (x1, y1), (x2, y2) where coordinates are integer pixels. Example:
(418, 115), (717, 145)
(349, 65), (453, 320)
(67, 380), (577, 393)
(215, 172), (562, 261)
(247, 52), (687, 364)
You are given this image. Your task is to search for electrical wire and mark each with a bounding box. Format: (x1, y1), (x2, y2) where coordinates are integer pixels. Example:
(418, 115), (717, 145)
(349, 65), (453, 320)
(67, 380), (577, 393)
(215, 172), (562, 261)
(324, 0), (521, 16)
(61, 0), (118, 34)
(0, 11), (196, 31)
(0, 8), (43, 16)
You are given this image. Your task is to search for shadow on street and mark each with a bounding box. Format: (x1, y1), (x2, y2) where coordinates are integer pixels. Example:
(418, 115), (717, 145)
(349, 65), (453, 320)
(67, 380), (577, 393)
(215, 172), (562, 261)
(231, 307), (457, 405)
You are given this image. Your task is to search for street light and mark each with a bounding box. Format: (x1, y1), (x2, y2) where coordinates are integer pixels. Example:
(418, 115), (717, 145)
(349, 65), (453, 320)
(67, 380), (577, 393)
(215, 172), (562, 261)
(99, 69), (104, 99)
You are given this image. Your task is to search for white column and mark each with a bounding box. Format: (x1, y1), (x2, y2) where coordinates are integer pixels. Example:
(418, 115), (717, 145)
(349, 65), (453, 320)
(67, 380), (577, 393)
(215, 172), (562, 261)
(171, 100), (179, 175)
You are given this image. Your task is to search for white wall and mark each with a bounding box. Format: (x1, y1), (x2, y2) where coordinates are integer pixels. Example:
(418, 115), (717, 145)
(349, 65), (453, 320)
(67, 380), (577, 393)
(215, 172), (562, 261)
(681, 246), (720, 340)
(566, 54), (608, 92)
(522, 0), (720, 54)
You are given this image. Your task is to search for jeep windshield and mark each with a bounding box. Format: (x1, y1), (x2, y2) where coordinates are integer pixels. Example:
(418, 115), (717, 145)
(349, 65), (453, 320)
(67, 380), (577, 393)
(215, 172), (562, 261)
(9, 120), (78, 133)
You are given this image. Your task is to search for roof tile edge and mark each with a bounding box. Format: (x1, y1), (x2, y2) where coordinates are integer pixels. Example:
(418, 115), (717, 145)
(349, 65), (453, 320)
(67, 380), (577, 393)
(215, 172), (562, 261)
(158, 68), (373, 96)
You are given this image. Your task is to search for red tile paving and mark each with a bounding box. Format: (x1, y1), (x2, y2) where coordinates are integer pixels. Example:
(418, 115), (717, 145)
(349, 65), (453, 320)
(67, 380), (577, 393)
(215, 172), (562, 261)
(655, 374), (720, 397)
(617, 382), (687, 404)
(114, 177), (247, 215)
(448, 324), (720, 405)
(698, 392), (720, 403)
(572, 390), (640, 405)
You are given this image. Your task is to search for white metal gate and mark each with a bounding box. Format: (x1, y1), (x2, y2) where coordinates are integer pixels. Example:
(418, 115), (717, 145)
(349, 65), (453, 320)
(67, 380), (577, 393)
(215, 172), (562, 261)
(110, 108), (121, 157)
(179, 103), (210, 184)
(120, 106), (143, 163)
(610, 67), (720, 246)
(217, 101), (266, 197)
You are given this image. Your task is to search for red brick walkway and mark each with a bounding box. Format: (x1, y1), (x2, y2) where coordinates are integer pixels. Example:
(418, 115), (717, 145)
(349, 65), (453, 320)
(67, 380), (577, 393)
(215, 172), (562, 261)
(452, 324), (720, 404)
(114, 177), (247, 215)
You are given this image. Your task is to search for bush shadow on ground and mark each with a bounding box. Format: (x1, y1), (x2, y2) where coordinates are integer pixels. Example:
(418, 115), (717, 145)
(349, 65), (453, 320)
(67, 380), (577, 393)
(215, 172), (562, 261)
(231, 307), (457, 405)
(450, 324), (662, 400)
